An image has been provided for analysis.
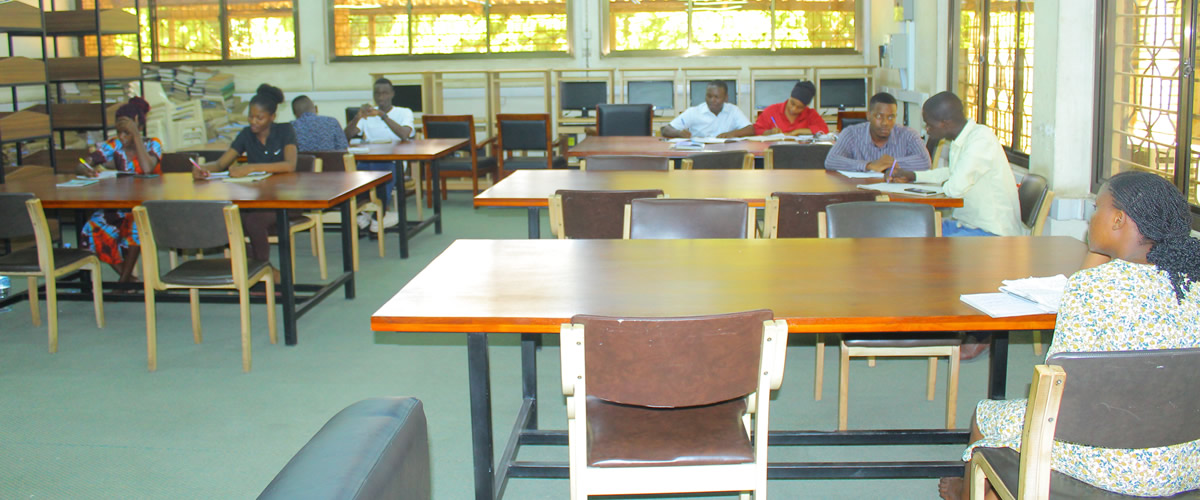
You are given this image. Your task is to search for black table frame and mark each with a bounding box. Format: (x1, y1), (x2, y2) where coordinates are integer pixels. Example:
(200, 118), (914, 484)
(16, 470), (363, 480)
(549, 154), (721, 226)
(381, 161), (444, 258)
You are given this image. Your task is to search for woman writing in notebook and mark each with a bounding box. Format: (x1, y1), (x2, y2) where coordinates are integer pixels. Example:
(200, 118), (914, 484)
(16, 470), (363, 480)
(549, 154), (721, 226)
(77, 97), (162, 283)
(752, 81), (829, 136)
(938, 171), (1200, 499)
(192, 83), (297, 274)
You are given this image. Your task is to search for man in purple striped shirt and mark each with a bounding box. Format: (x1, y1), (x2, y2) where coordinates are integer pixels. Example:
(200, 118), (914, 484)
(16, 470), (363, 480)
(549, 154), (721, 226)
(824, 92), (931, 172)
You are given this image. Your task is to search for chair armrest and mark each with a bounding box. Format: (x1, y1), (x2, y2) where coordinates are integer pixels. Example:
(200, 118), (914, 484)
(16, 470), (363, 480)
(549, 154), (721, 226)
(475, 136), (497, 157)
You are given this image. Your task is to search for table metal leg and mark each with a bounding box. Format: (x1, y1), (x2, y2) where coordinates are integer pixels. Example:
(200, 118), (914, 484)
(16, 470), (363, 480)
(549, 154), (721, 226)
(987, 331), (1010, 400)
(277, 209), (298, 345)
(467, 332), (496, 500)
(339, 201), (355, 299)
(527, 208), (541, 239)
(430, 161), (443, 234)
(521, 333), (538, 430)
(394, 161), (410, 259)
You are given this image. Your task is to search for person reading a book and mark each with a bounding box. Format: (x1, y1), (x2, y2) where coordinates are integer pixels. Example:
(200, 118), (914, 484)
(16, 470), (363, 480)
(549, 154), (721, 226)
(193, 83), (296, 273)
(824, 92), (930, 173)
(753, 81), (828, 136)
(938, 170), (1200, 500)
(343, 78), (416, 234)
(77, 97), (162, 283)
(661, 81), (753, 139)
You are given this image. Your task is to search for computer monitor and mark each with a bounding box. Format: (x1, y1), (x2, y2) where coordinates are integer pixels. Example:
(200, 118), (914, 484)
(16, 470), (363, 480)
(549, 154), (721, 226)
(819, 78), (867, 109)
(560, 81), (608, 118)
(689, 80), (737, 107)
(753, 79), (796, 109)
(392, 84), (423, 112)
(626, 80), (674, 112)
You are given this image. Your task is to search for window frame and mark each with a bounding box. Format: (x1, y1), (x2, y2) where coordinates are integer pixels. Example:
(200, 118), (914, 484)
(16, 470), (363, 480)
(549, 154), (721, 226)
(130, 0), (299, 65)
(325, 0), (574, 61)
(600, 0), (861, 57)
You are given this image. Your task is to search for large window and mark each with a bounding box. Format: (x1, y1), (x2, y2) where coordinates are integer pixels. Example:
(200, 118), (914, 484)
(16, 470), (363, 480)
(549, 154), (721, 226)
(331, 0), (569, 58)
(606, 0), (856, 53)
(957, 0), (1034, 158)
(1096, 0), (1200, 209)
(89, 0), (297, 63)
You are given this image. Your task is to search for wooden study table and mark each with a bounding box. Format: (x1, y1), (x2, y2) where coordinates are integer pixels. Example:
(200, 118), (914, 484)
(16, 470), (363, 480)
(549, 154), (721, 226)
(371, 237), (1089, 500)
(567, 135), (781, 157)
(353, 138), (468, 258)
(0, 171), (391, 346)
(474, 169), (963, 238)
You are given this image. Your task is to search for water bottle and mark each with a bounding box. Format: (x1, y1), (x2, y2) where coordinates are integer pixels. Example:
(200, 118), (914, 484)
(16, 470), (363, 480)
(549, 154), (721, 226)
(0, 276), (11, 313)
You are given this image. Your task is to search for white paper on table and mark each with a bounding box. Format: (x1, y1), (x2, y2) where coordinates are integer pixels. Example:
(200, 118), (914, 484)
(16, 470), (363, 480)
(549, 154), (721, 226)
(57, 178), (99, 187)
(960, 293), (1056, 318)
(223, 172), (271, 183)
(77, 170), (119, 180)
(838, 171), (884, 179)
(689, 137), (730, 144)
(856, 182), (944, 196)
(348, 146), (371, 154)
(206, 171), (231, 179)
(999, 274), (1069, 312)
(741, 134), (789, 142)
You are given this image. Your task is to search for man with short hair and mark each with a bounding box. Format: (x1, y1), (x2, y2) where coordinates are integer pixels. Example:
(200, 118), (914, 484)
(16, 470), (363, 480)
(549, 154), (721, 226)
(824, 92), (930, 172)
(343, 78), (416, 233)
(661, 81), (753, 139)
(291, 95), (348, 152)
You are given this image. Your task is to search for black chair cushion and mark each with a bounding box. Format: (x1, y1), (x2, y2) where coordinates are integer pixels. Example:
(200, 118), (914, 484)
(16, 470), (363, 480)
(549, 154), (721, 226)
(504, 156), (567, 170)
(0, 247), (95, 274)
(842, 334), (962, 348)
(160, 258), (269, 287)
(435, 156), (497, 172)
(975, 447), (1200, 499)
(586, 396), (752, 467)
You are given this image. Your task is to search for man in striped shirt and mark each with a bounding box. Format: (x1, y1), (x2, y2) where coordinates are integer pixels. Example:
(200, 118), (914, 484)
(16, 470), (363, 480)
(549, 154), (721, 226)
(824, 92), (931, 172)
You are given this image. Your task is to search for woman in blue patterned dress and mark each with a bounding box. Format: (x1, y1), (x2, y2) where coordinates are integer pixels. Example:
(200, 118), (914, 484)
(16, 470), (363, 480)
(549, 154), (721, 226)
(939, 170), (1200, 499)
(77, 97), (162, 283)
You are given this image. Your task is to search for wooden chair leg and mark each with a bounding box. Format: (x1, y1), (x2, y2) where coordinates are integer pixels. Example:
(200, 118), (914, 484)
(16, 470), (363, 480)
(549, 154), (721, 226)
(838, 347), (850, 430)
(189, 288), (202, 343)
(265, 275), (277, 345)
(145, 281), (157, 372)
(1032, 330), (1043, 355)
(868, 356), (876, 367)
(315, 220), (327, 281)
(27, 276), (40, 327)
(89, 262), (104, 328)
(814, 333), (824, 400)
(947, 348), (960, 429)
(309, 224), (318, 256)
(238, 285), (252, 373)
(375, 205), (385, 257)
(45, 275), (57, 353)
(968, 456), (988, 499)
(927, 357), (938, 400)
(350, 199), (361, 271)
(471, 173), (480, 196)
(289, 234), (298, 282)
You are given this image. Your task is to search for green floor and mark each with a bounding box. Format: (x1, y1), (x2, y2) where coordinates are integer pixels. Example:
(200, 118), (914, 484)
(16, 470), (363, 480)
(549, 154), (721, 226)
(0, 195), (1050, 499)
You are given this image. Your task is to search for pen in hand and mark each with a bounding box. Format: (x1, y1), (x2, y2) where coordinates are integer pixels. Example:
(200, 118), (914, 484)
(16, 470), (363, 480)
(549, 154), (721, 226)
(78, 157), (97, 177)
(886, 159), (897, 181)
(770, 116), (780, 134)
(190, 157), (209, 179)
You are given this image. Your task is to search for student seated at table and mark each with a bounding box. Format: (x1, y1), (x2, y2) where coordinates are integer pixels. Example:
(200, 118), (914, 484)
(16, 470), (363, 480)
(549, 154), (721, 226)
(824, 92), (930, 173)
(661, 81), (754, 139)
(193, 83), (297, 278)
(888, 91), (1023, 237)
(753, 81), (829, 136)
(937, 170), (1200, 500)
(291, 95), (348, 152)
(76, 97), (162, 283)
(343, 77), (415, 234)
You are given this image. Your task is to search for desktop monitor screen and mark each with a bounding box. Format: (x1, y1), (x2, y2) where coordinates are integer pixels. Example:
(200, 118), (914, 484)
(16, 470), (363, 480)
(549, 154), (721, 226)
(819, 78), (867, 109)
(392, 84), (423, 112)
(689, 80), (737, 107)
(561, 81), (608, 117)
(626, 80), (674, 111)
(753, 79), (797, 109)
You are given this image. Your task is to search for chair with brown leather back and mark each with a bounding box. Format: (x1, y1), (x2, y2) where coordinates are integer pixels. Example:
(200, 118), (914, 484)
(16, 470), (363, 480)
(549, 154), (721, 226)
(578, 155), (670, 172)
(765, 143), (833, 169)
(680, 150), (754, 170)
(548, 189), (664, 239)
(495, 113), (567, 180)
(624, 198), (754, 239)
(422, 114), (497, 204)
(560, 310), (788, 498)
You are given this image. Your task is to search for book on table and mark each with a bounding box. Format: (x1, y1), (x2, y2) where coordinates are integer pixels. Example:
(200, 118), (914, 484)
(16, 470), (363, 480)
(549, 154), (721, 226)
(960, 274), (1069, 317)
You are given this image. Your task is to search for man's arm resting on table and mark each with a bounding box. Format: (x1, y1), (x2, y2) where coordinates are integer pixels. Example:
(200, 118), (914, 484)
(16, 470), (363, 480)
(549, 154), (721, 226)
(717, 124), (755, 139)
(661, 124), (690, 138)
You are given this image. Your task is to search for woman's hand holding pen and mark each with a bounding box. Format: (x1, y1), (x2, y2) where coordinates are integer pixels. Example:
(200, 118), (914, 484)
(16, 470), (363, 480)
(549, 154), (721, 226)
(76, 158), (98, 178)
(190, 157), (210, 179)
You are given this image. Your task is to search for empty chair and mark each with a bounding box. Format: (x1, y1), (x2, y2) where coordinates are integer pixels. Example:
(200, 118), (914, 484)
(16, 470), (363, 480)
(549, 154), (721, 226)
(837, 110), (867, 130)
(134, 201), (276, 372)
(159, 152), (200, 173)
(549, 189), (663, 239)
(824, 201), (959, 430)
(0, 194), (104, 353)
(969, 349), (1200, 499)
(625, 198), (752, 239)
(595, 103), (654, 136)
(681, 150), (754, 170)
(765, 191), (882, 239)
(765, 143), (833, 170)
(301, 152), (386, 269)
(560, 310), (788, 499)
(422, 114), (497, 200)
(579, 155), (670, 172)
(1018, 172), (1054, 236)
(495, 113), (567, 180)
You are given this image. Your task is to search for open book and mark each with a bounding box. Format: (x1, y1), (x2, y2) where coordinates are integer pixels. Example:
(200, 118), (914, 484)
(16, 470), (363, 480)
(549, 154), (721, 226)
(960, 274), (1069, 317)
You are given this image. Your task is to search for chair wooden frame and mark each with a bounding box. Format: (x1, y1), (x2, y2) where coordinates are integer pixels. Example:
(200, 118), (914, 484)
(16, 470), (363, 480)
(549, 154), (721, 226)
(2, 198), (105, 353)
(621, 200), (756, 239)
(559, 318), (788, 499)
(495, 113), (565, 180)
(134, 204), (276, 372)
(343, 154), (386, 268)
(421, 114), (498, 203)
(969, 364), (1064, 500)
(548, 192), (666, 239)
(680, 152), (754, 170)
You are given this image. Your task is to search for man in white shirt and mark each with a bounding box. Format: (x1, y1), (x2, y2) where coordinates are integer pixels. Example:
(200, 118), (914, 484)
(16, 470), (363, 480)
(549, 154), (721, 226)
(661, 81), (754, 139)
(890, 91), (1023, 237)
(343, 78), (416, 233)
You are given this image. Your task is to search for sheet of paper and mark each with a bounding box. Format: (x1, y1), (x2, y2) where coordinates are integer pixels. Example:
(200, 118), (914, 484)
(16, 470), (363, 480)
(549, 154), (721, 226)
(689, 137), (730, 144)
(206, 171), (231, 179)
(856, 182), (944, 197)
(999, 274), (1069, 311)
(57, 178), (99, 188)
(223, 172), (271, 183)
(348, 146), (371, 154)
(960, 293), (1055, 318)
(77, 170), (118, 180)
(838, 171), (884, 179)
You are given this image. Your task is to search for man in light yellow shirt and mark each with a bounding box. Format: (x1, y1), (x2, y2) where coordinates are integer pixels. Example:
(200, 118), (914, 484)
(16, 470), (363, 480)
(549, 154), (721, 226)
(890, 91), (1023, 237)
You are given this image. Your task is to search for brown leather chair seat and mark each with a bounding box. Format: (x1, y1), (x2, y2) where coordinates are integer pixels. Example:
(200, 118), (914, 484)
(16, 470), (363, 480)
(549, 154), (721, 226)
(0, 247), (96, 273)
(161, 258), (270, 287)
(842, 334), (963, 348)
(586, 396), (752, 467)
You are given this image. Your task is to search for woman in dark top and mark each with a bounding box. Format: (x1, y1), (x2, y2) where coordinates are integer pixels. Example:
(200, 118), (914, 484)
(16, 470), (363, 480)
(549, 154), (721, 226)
(192, 84), (297, 272)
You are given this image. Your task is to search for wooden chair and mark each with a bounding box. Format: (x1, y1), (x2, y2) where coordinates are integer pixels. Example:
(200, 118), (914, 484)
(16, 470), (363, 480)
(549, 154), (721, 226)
(765, 144), (833, 170)
(495, 113), (566, 180)
(1018, 173), (1054, 354)
(969, 349), (1200, 500)
(836, 110), (868, 131)
(560, 310), (788, 499)
(265, 154), (325, 281)
(548, 189), (663, 239)
(159, 152), (199, 173)
(304, 152), (386, 269)
(595, 103), (654, 136)
(624, 198), (754, 239)
(823, 201), (960, 430)
(680, 151), (754, 170)
(134, 201), (276, 372)
(0, 194), (104, 353)
(421, 114), (497, 204)
(579, 155), (670, 171)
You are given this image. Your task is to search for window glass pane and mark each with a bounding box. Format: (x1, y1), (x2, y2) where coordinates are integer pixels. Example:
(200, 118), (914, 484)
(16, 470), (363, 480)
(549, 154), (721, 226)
(226, 0), (296, 59)
(489, 0), (568, 52)
(156, 2), (223, 61)
(87, 0), (150, 62)
(774, 0), (856, 49)
(608, 0), (689, 51)
(333, 1), (410, 56)
(692, 0), (772, 50)
(411, 0), (488, 55)
(984, 2), (1018, 150)
(959, 0), (984, 123)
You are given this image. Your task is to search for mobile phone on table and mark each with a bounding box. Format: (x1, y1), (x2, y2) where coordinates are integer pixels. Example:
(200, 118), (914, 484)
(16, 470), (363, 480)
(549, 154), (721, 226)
(904, 187), (936, 195)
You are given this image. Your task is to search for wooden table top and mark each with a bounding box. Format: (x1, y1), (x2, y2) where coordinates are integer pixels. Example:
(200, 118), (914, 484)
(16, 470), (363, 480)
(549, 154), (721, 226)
(0, 171), (391, 210)
(568, 136), (793, 158)
(352, 138), (468, 161)
(473, 169), (963, 208)
(371, 237), (1088, 334)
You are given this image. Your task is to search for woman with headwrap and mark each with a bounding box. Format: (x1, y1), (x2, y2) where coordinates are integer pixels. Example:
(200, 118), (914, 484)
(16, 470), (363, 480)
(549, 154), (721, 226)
(753, 80), (829, 136)
(78, 97), (162, 282)
(938, 170), (1200, 499)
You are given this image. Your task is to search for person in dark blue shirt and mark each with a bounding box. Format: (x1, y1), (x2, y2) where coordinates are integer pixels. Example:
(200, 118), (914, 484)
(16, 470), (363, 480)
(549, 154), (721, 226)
(291, 95), (348, 152)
